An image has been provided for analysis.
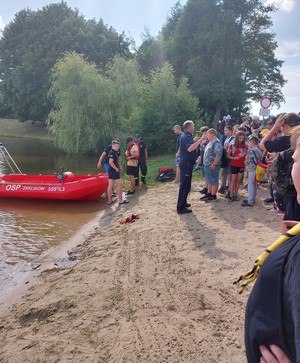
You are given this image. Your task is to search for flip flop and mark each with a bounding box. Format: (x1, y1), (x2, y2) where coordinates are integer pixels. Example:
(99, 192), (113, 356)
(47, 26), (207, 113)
(120, 217), (135, 224)
(119, 200), (129, 205)
(119, 213), (141, 224)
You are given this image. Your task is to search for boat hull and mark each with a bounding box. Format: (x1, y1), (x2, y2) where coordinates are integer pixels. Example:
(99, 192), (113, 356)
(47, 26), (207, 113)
(0, 173), (108, 201)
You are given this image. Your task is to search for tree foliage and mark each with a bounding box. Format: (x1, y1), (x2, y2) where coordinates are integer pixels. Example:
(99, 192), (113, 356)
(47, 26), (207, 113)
(138, 0), (285, 123)
(47, 52), (115, 154)
(0, 2), (131, 122)
(131, 63), (200, 154)
(47, 53), (199, 154)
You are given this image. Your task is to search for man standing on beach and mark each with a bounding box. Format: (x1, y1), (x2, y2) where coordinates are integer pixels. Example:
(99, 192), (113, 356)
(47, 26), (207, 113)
(177, 120), (204, 214)
(125, 137), (139, 195)
(135, 134), (148, 187)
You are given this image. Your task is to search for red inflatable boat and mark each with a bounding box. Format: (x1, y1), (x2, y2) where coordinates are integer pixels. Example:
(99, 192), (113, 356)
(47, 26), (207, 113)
(0, 172), (108, 201)
(0, 143), (108, 201)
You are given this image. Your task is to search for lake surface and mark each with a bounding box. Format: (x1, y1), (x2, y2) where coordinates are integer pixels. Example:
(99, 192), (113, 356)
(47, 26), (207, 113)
(0, 136), (106, 297)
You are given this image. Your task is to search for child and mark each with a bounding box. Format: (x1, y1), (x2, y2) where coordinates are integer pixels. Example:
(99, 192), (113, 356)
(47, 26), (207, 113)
(107, 140), (129, 205)
(196, 126), (209, 194)
(227, 131), (248, 201)
(219, 125), (235, 195)
(201, 128), (223, 201)
(241, 136), (262, 207)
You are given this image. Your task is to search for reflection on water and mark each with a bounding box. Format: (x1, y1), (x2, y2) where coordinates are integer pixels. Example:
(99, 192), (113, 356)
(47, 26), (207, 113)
(0, 137), (105, 293)
(0, 136), (99, 175)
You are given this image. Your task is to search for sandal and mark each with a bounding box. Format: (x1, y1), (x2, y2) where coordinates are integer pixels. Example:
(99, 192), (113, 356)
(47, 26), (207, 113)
(120, 216), (135, 224)
(119, 200), (129, 205)
(119, 214), (141, 224)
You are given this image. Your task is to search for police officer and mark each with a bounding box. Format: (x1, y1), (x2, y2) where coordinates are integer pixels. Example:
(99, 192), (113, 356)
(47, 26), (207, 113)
(176, 120), (204, 214)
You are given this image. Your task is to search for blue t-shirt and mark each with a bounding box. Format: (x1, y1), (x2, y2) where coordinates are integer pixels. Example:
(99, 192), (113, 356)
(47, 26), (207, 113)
(179, 131), (197, 162)
(264, 136), (290, 153)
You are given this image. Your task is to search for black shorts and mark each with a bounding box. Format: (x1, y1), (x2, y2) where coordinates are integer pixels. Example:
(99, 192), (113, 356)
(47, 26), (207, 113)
(231, 165), (245, 174)
(127, 166), (138, 177)
(108, 170), (120, 180)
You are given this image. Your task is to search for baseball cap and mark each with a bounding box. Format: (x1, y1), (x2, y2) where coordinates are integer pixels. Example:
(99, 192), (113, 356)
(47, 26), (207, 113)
(126, 137), (133, 144)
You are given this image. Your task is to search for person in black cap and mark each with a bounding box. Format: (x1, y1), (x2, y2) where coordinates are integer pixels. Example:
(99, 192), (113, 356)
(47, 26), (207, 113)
(135, 134), (148, 187)
(125, 137), (139, 195)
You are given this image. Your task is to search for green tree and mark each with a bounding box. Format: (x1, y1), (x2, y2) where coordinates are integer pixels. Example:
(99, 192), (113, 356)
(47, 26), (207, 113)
(47, 53), (144, 154)
(107, 56), (142, 123)
(163, 0), (285, 123)
(136, 63), (199, 154)
(0, 2), (130, 122)
(47, 52), (115, 154)
(136, 34), (166, 76)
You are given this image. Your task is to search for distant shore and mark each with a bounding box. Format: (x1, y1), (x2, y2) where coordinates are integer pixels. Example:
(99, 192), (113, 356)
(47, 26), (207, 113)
(0, 118), (52, 141)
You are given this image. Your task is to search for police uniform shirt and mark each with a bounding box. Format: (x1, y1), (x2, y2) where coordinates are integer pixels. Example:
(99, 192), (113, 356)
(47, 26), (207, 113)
(179, 131), (197, 161)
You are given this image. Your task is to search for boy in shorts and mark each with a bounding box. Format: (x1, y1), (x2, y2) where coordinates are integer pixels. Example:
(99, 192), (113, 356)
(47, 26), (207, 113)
(107, 140), (129, 205)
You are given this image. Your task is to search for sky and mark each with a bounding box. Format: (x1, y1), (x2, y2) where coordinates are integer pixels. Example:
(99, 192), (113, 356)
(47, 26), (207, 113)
(0, 0), (300, 117)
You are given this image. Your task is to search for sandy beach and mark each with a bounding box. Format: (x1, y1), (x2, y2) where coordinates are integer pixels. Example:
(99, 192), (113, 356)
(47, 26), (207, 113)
(0, 181), (280, 363)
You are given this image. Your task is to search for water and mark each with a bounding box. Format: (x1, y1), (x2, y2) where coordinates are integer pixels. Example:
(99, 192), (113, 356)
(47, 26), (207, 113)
(0, 137), (106, 297)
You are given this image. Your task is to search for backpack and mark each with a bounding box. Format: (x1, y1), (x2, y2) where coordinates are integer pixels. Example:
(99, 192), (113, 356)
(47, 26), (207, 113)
(220, 148), (227, 168)
(155, 167), (176, 182)
(221, 137), (235, 168)
(211, 140), (226, 168)
(271, 148), (296, 196)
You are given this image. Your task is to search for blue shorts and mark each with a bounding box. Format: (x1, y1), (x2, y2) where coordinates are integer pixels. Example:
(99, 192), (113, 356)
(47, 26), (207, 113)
(104, 163), (109, 172)
(175, 157), (180, 167)
(204, 165), (220, 186)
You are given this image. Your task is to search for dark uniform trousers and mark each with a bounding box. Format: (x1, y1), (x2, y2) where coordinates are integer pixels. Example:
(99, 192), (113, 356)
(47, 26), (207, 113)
(177, 159), (194, 211)
(135, 160), (147, 186)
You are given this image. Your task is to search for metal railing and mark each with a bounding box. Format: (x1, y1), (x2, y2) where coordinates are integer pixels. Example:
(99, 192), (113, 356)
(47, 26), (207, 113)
(0, 143), (22, 174)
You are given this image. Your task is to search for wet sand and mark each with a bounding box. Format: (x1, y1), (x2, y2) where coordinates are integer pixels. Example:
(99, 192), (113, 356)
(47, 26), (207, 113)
(0, 182), (279, 363)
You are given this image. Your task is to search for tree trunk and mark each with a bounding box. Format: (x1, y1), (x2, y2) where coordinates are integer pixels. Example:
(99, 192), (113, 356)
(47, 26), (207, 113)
(213, 102), (222, 129)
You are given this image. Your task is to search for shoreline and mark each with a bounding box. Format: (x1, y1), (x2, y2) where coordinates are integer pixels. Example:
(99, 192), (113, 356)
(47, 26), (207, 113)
(0, 182), (281, 362)
(0, 205), (116, 317)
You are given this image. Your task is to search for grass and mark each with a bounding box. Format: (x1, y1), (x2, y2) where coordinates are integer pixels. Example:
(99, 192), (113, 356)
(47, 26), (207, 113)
(122, 153), (203, 189)
(0, 118), (52, 141)
(145, 154), (175, 185)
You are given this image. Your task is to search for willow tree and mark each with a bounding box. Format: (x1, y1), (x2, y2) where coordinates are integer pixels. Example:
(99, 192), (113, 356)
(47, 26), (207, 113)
(47, 52), (115, 154)
(47, 53), (144, 154)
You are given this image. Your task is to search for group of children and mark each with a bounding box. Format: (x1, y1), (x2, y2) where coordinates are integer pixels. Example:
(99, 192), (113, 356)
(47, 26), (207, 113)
(195, 116), (267, 207)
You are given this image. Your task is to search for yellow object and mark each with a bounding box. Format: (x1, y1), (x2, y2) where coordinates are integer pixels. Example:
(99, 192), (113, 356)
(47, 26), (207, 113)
(260, 129), (269, 135)
(255, 162), (267, 182)
(234, 223), (300, 293)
